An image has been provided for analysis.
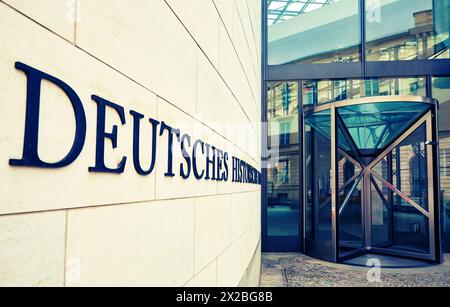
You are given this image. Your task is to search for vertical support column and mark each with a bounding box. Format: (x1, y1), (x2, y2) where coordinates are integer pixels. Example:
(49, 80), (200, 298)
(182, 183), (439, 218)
(387, 153), (395, 245)
(331, 105), (339, 262)
(298, 80), (305, 252)
(363, 169), (372, 251)
(360, 0), (367, 77)
(426, 111), (437, 261)
(427, 106), (443, 263)
(261, 0), (268, 252)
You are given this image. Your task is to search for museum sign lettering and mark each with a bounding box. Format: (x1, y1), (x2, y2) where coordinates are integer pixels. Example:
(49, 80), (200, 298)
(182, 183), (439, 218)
(9, 62), (261, 185)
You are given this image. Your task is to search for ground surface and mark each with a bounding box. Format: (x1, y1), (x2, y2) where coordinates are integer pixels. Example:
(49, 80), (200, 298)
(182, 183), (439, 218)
(260, 253), (450, 287)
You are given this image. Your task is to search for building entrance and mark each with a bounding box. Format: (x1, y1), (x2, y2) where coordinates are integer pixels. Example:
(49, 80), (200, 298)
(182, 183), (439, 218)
(304, 96), (442, 263)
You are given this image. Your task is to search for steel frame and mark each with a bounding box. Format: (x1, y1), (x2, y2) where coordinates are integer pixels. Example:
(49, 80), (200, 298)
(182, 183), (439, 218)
(261, 0), (448, 256)
(302, 96), (441, 263)
(267, 0), (336, 25)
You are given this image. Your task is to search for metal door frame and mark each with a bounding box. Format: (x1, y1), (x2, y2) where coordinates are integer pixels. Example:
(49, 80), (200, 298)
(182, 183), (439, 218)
(303, 96), (442, 263)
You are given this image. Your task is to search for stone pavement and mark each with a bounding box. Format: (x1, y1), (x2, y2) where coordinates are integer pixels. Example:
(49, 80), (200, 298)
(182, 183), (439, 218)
(260, 253), (450, 287)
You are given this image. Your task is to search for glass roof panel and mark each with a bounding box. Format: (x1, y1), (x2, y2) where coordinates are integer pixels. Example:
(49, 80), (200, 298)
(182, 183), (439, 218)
(267, 0), (339, 25)
(305, 109), (355, 155)
(338, 102), (431, 151)
(304, 109), (331, 140)
(305, 102), (431, 159)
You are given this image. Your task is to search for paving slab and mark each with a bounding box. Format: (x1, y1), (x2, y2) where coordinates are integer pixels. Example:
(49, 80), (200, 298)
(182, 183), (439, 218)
(260, 253), (450, 287)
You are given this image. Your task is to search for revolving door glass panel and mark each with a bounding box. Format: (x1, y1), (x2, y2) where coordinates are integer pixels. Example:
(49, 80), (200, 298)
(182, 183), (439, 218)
(305, 110), (334, 262)
(304, 97), (440, 263)
(370, 122), (432, 256)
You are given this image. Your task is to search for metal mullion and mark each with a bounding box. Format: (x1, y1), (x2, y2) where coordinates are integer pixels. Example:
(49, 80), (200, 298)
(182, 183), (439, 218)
(298, 80), (304, 252)
(317, 175), (357, 210)
(371, 172), (430, 218)
(431, 103), (443, 263)
(370, 174), (391, 211)
(302, 100), (308, 249)
(336, 112), (364, 164)
(331, 104), (339, 262)
(360, 0), (366, 76)
(363, 169), (372, 250)
(387, 153), (395, 246)
(373, 125), (390, 149)
(368, 111), (431, 170)
(268, 60), (450, 81)
(339, 149), (362, 171)
(426, 111), (437, 260)
(339, 174), (363, 216)
(313, 128), (319, 241)
(317, 171), (362, 211)
(426, 75), (433, 100)
(261, 0), (268, 251)
(339, 171), (363, 193)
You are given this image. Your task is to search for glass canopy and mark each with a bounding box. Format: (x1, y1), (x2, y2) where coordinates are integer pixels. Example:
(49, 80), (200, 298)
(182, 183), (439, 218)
(305, 101), (432, 160)
(338, 102), (431, 152)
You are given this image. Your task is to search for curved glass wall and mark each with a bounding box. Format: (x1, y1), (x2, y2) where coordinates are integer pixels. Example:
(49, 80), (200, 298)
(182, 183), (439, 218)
(303, 78), (426, 107)
(303, 97), (439, 262)
(263, 0), (450, 257)
(434, 77), (450, 252)
(305, 110), (333, 260)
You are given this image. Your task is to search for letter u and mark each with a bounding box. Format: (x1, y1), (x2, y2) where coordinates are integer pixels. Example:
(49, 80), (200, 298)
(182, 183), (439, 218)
(130, 110), (160, 176)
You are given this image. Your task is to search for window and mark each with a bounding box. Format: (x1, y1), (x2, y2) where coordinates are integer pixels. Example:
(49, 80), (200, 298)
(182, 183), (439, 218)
(303, 77), (426, 106)
(282, 84), (291, 116)
(268, 0), (361, 65)
(266, 82), (300, 243)
(434, 76), (450, 251)
(278, 161), (289, 183)
(366, 0), (450, 61)
(267, 82), (298, 118)
(280, 122), (291, 146)
(365, 79), (380, 96)
(303, 82), (317, 106)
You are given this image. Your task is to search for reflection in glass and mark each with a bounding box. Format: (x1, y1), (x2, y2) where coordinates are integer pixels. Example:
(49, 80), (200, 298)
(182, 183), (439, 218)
(371, 178), (392, 248)
(267, 82), (300, 238)
(366, 0), (450, 61)
(370, 123), (430, 254)
(303, 78), (426, 106)
(338, 102), (430, 152)
(338, 146), (364, 256)
(392, 195), (431, 254)
(305, 111), (332, 241)
(268, 0), (360, 65)
(434, 77), (450, 252)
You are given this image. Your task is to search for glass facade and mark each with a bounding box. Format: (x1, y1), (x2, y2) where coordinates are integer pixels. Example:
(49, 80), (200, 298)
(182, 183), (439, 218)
(303, 78), (426, 106)
(263, 0), (450, 258)
(435, 77), (450, 251)
(366, 0), (450, 61)
(266, 82), (301, 250)
(268, 0), (360, 65)
(268, 0), (449, 65)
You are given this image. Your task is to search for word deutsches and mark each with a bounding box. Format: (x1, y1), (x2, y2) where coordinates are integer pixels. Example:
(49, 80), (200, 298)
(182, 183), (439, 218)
(9, 62), (261, 185)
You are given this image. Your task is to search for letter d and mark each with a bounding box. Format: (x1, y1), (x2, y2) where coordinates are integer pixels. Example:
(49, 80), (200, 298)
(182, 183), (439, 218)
(10, 62), (87, 168)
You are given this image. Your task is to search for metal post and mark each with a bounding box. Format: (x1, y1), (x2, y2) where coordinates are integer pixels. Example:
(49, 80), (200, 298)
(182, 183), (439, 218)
(298, 80), (304, 252)
(261, 0), (268, 251)
(331, 104), (339, 262)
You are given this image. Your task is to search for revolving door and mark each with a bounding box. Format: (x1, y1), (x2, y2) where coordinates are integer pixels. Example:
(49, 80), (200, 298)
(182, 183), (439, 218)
(304, 96), (442, 263)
